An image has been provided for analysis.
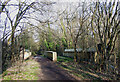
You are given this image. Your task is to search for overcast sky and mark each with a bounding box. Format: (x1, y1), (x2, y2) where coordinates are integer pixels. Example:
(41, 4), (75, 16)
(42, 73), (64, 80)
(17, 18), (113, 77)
(0, 0), (119, 40)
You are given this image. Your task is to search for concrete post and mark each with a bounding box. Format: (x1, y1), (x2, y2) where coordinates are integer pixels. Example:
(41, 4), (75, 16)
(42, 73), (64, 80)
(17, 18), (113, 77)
(53, 52), (57, 62)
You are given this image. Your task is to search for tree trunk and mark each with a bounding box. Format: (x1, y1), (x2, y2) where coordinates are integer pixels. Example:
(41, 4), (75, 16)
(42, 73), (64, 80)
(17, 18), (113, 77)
(74, 43), (77, 62)
(117, 34), (120, 79)
(22, 47), (24, 62)
(117, 54), (120, 80)
(0, 40), (2, 73)
(11, 27), (15, 64)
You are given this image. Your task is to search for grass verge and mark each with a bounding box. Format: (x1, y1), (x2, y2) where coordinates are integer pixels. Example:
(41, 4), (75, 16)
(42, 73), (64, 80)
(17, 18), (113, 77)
(2, 58), (40, 80)
(57, 56), (114, 80)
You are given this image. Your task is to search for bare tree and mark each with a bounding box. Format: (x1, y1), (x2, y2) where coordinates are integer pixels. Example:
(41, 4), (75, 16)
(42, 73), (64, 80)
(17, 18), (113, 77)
(0, 0), (11, 14)
(65, 2), (91, 62)
(3, 0), (35, 63)
(91, 1), (120, 73)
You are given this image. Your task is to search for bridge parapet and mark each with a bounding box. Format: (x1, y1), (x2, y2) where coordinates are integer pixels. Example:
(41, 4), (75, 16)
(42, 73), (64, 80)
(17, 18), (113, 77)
(44, 51), (57, 62)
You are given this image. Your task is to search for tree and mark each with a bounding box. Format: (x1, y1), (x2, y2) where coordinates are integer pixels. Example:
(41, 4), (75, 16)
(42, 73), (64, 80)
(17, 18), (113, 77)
(91, 1), (120, 72)
(0, 0), (11, 14)
(4, 0), (35, 63)
(64, 2), (91, 62)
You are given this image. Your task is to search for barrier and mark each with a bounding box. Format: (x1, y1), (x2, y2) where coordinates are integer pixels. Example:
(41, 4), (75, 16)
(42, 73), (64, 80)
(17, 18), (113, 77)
(44, 51), (57, 62)
(20, 49), (31, 60)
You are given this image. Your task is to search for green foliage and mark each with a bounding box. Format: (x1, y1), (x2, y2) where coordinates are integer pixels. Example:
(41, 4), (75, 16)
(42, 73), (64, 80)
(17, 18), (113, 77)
(32, 52), (36, 56)
(48, 42), (55, 50)
(68, 41), (73, 49)
(56, 44), (60, 48)
(62, 38), (68, 49)
(44, 39), (49, 50)
(44, 39), (55, 51)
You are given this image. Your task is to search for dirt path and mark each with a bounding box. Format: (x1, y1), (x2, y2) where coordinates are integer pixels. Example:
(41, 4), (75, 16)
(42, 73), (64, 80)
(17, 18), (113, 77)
(34, 55), (76, 80)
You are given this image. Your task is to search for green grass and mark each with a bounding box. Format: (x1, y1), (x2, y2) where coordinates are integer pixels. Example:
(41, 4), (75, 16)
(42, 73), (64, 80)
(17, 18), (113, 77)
(40, 54), (45, 57)
(57, 56), (113, 80)
(2, 59), (40, 80)
(57, 56), (73, 62)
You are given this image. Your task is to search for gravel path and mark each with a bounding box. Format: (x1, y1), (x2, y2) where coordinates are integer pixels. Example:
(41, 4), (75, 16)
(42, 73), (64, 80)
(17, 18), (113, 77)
(34, 55), (76, 80)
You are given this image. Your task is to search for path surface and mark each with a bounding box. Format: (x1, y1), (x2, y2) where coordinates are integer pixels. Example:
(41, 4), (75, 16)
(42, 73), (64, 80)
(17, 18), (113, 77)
(34, 55), (76, 80)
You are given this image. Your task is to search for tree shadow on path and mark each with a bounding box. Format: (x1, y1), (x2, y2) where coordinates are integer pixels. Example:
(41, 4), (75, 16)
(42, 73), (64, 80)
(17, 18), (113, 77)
(35, 56), (76, 80)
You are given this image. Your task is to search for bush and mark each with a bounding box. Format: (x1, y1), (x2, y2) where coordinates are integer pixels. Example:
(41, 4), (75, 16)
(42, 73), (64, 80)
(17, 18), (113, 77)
(32, 52), (36, 56)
